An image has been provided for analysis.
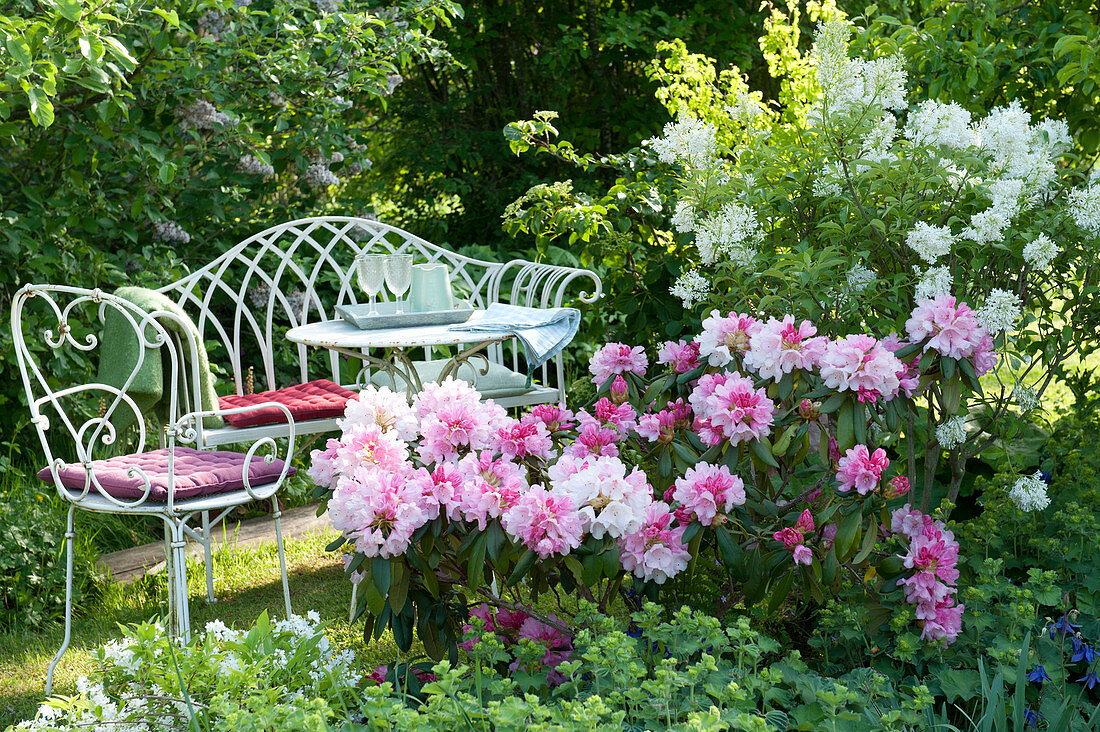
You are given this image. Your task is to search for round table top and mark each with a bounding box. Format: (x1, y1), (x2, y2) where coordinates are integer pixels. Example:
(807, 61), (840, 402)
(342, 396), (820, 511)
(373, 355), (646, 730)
(286, 318), (513, 349)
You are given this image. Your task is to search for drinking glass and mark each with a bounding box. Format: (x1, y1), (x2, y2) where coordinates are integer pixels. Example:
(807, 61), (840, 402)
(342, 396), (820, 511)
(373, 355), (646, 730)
(384, 253), (413, 314)
(356, 254), (387, 315)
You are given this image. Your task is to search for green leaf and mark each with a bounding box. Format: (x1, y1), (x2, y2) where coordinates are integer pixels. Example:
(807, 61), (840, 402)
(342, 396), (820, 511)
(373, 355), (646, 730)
(157, 163), (175, 184)
(750, 437), (780, 468)
(371, 556), (391, 597)
(27, 88), (54, 128)
(715, 527), (743, 574)
(819, 392), (846, 414)
(53, 0), (83, 22)
(852, 517), (878, 564)
(388, 560), (409, 614)
(151, 7), (180, 27)
(467, 533), (488, 589)
(5, 37), (31, 67)
(767, 571), (794, 614)
(835, 509), (863, 560)
(506, 549), (538, 588)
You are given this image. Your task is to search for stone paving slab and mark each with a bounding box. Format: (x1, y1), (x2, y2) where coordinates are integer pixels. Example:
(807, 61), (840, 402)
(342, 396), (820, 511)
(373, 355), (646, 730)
(97, 504), (332, 584)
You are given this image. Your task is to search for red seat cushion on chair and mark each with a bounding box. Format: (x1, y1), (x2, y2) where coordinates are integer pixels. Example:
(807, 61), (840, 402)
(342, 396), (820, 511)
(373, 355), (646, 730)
(217, 379), (357, 428)
(37, 447), (294, 501)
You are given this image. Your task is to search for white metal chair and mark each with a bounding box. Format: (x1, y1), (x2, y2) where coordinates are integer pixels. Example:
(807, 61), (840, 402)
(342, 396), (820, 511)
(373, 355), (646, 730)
(11, 285), (298, 694)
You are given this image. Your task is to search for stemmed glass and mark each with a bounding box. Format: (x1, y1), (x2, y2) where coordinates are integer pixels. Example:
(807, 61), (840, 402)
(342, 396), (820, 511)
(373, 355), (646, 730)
(356, 254), (387, 315)
(384, 253), (413, 314)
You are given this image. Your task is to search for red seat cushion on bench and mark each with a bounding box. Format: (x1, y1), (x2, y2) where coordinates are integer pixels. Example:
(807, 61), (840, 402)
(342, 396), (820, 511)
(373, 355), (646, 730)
(37, 447), (294, 501)
(218, 379), (357, 428)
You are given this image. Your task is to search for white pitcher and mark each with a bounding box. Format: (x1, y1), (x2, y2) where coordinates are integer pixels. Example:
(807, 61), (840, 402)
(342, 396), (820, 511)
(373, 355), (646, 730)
(409, 263), (453, 312)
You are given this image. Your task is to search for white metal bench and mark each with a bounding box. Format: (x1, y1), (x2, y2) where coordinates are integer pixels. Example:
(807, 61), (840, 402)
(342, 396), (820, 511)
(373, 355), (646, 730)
(159, 216), (602, 448)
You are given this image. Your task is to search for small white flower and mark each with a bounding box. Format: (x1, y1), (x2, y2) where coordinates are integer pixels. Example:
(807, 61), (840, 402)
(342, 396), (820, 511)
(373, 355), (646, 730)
(915, 265), (953, 300)
(648, 116), (718, 168)
(846, 263), (876, 293)
(1068, 182), (1100, 235)
(904, 99), (975, 150)
(1012, 385), (1039, 412)
(671, 200), (696, 233)
(1009, 471), (1050, 511)
(670, 269), (711, 309)
(936, 416), (966, 449)
(906, 221), (954, 263)
(975, 288), (1022, 334)
(692, 201), (761, 265)
(1022, 234), (1059, 270)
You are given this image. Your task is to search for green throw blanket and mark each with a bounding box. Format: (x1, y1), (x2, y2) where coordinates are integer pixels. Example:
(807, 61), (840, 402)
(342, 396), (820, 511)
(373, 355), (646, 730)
(97, 286), (223, 433)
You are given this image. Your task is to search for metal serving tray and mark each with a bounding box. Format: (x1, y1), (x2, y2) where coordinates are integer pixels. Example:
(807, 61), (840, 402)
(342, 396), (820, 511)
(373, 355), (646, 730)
(335, 301), (475, 330)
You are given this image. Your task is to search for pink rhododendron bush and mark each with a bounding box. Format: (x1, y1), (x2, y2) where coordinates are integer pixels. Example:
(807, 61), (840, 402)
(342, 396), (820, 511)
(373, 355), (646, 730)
(311, 300), (978, 658)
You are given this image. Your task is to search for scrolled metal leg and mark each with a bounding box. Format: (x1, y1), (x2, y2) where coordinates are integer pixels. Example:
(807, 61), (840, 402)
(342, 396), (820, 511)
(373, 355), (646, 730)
(45, 505), (76, 696)
(272, 496), (292, 619)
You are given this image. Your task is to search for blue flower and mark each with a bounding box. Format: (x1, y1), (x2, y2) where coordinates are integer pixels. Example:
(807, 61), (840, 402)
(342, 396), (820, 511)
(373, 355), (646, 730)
(1078, 669), (1100, 690)
(1049, 616), (1081, 638)
(1027, 664), (1052, 684)
(1071, 641), (1096, 664)
(1024, 707), (1042, 728)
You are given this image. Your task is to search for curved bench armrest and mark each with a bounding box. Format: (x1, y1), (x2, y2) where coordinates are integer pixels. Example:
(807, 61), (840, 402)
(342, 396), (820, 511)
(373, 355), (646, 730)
(172, 402), (297, 502)
(495, 259), (603, 308)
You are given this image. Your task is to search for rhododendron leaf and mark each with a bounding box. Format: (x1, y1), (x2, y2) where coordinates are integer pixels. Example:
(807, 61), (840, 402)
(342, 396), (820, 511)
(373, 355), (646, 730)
(836, 401), (856, 452)
(778, 371), (795, 400)
(326, 535), (347, 552)
(672, 441), (698, 464)
(600, 544), (620, 578)
(877, 555), (904, 578)
(852, 518), (878, 564)
(346, 552), (366, 576)
(506, 549), (537, 588)
(388, 561), (410, 615)
(750, 437), (780, 468)
(372, 556), (391, 597)
(766, 571), (794, 614)
(393, 611), (414, 652)
(365, 583), (386, 618)
(852, 404), (867, 446)
(484, 521), (507, 562)
(699, 443), (721, 463)
(894, 342), (923, 360)
(771, 424), (796, 456)
(884, 400), (901, 432)
(658, 447), (672, 477)
(918, 350), (936, 373)
(581, 553), (602, 586)
(681, 521), (703, 543)
(942, 357), (957, 381)
(804, 567), (825, 604)
(676, 364), (705, 385)
(418, 615), (444, 661)
(466, 533), (488, 589)
(819, 393), (847, 414)
(715, 528), (743, 574)
(835, 509), (862, 560)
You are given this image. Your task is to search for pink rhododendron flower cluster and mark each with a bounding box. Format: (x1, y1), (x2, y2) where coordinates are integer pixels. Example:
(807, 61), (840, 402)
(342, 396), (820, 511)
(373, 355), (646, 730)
(905, 294), (988, 360)
(892, 504), (964, 644)
(657, 339), (701, 373)
(523, 404), (575, 432)
(502, 486), (584, 558)
(773, 509), (816, 565)
(580, 397), (638, 434)
(636, 409), (677, 443)
(565, 422), (620, 458)
(492, 420), (554, 460)
(671, 463), (746, 526)
(818, 334), (904, 402)
(618, 501), (691, 583)
(690, 371), (775, 445)
(456, 450), (528, 529)
(744, 316), (828, 380)
(328, 466), (437, 558)
(340, 384), (418, 440)
(589, 342), (648, 384)
(836, 444), (890, 494)
(696, 310), (759, 367)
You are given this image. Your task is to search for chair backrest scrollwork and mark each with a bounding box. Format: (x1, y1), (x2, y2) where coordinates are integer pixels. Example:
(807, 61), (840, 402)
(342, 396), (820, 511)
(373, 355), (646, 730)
(11, 285), (201, 509)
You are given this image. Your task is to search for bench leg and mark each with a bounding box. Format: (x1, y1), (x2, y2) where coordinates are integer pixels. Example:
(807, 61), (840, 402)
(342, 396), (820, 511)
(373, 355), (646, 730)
(45, 506), (76, 696)
(164, 518), (191, 642)
(201, 511), (217, 604)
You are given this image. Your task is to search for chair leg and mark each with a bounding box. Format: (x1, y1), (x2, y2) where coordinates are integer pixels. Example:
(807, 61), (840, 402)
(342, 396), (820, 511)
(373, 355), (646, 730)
(271, 496), (293, 619)
(165, 518), (191, 642)
(45, 506), (76, 696)
(201, 511), (216, 604)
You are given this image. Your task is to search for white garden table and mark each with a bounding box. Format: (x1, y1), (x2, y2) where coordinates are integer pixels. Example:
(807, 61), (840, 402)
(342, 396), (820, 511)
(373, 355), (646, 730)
(286, 317), (516, 399)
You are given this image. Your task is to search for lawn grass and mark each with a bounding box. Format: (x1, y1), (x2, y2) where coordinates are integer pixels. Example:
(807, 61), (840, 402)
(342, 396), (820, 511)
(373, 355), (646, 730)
(0, 528), (403, 728)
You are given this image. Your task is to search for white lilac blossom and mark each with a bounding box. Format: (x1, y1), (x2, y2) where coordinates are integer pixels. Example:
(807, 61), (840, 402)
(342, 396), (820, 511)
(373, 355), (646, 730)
(861, 112), (897, 163)
(671, 200), (696, 233)
(974, 101), (1069, 192)
(303, 163), (340, 189)
(975, 288), (1022, 334)
(1068, 182), (1100, 235)
(846, 264), (876, 292)
(384, 74), (404, 95)
(935, 416), (967, 449)
(906, 221), (954, 263)
(175, 100), (234, 132)
(152, 220), (190, 244)
(670, 269), (711, 308)
(236, 154), (275, 176)
(1023, 234), (1060, 270)
(726, 91), (765, 124)
(649, 116), (718, 168)
(904, 100), (975, 150)
(962, 178), (1025, 245)
(1012, 385), (1039, 412)
(915, 265), (953, 300)
(814, 20), (906, 116)
(812, 162), (844, 198)
(1009, 471), (1050, 512)
(692, 200), (761, 265)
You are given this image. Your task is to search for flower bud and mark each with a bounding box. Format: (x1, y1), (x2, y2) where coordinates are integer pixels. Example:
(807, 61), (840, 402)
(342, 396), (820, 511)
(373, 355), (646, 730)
(798, 399), (821, 420)
(609, 375), (629, 404)
(885, 474), (911, 499)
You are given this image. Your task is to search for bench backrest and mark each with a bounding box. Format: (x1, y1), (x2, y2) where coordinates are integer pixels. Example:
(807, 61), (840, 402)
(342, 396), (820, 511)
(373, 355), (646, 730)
(160, 217), (602, 396)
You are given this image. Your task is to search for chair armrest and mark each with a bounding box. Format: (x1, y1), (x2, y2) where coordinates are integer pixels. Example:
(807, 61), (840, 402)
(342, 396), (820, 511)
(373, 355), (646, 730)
(497, 259), (603, 308)
(172, 402), (297, 501)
